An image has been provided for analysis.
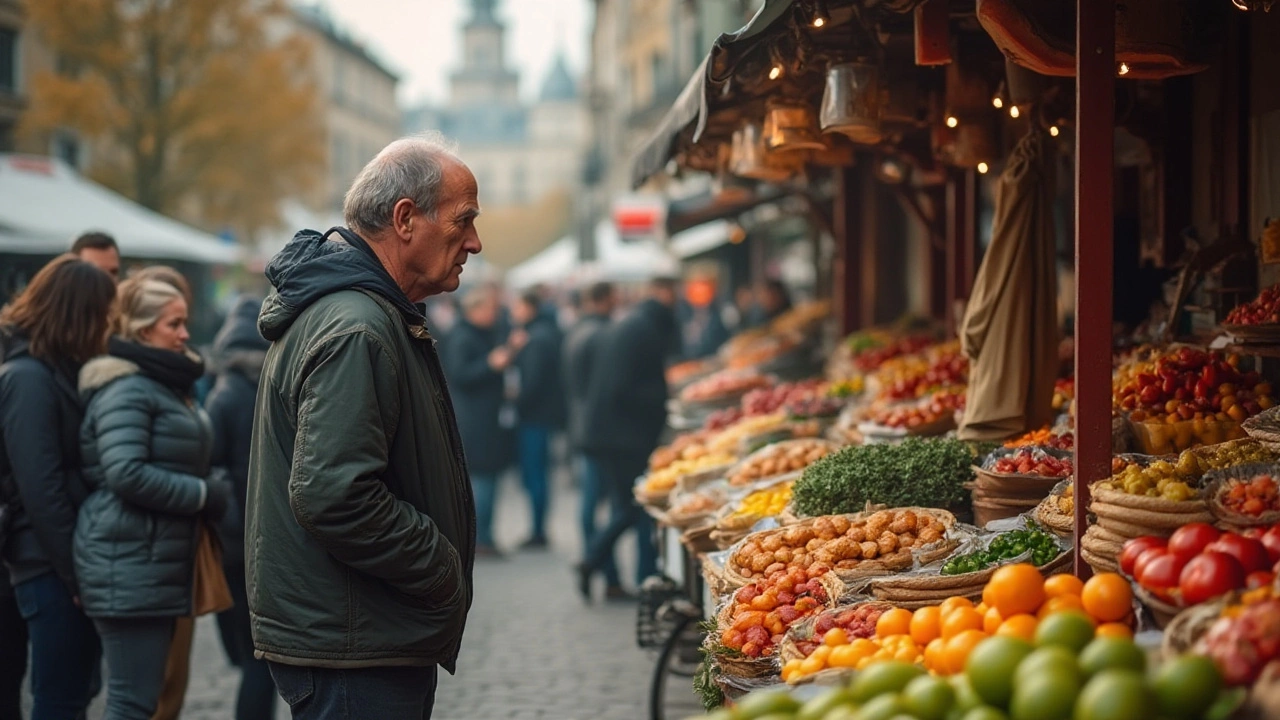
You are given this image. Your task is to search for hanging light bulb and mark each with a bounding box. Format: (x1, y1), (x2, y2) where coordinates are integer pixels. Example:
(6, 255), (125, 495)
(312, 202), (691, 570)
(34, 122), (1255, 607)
(811, 0), (830, 27)
(977, 162), (990, 174)
(1049, 125), (1060, 137)
(946, 116), (958, 128)
(1118, 62), (1130, 75)
(1009, 105), (1020, 119)
(769, 65), (783, 80)
(992, 96), (1004, 109)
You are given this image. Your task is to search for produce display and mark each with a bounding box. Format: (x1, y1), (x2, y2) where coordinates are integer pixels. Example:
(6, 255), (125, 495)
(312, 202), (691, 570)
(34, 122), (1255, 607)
(667, 359), (718, 386)
(641, 453), (736, 494)
(703, 407), (744, 432)
(650, 431), (714, 472)
(1053, 376), (1074, 411)
(721, 567), (832, 658)
(719, 482), (793, 529)
(876, 350), (968, 402)
(728, 439), (835, 486)
(866, 388), (965, 430)
(681, 371), (772, 404)
(707, 414), (790, 454)
(1215, 471), (1280, 517)
(741, 380), (827, 417)
(727, 336), (799, 371)
(850, 335), (935, 373)
(668, 486), (725, 520)
(1095, 457), (1199, 502)
(783, 395), (844, 419)
(730, 510), (950, 579)
(826, 377), (864, 398)
(1003, 426), (1074, 451)
(785, 603), (888, 661)
(792, 438), (974, 517)
(987, 448), (1072, 478)
(1196, 591), (1280, 686)
(1123, 523), (1280, 607)
(941, 528), (1062, 575)
(1225, 283), (1280, 326)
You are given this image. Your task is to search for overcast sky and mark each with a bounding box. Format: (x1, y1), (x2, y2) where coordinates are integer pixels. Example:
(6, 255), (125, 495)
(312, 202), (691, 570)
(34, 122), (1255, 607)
(317, 0), (592, 107)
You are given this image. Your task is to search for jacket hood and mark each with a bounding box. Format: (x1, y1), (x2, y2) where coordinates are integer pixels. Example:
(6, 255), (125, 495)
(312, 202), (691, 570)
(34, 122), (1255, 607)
(258, 227), (425, 342)
(79, 355), (141, 395)
(213, 296), (268, 382)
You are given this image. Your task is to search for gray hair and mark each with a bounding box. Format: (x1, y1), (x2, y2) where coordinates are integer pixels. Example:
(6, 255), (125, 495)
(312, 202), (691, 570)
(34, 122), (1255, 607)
(343, 132), (461, 235)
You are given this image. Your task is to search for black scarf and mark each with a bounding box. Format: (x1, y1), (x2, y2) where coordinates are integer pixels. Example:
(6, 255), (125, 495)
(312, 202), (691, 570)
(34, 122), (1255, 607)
(108, 337), (205, 396)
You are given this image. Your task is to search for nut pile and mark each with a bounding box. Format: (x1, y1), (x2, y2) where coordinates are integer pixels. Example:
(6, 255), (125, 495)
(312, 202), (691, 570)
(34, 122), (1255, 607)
(729, 439), (835, 486)
(732, 510), (947, 579)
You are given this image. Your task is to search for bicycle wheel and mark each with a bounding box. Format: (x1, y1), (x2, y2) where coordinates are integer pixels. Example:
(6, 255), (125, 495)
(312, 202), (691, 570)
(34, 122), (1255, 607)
(649, 613), (706, 720)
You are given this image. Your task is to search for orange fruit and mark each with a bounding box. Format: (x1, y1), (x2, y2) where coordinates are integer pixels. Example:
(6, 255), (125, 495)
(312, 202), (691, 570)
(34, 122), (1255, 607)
(983, 606), (1004, 634)
(799, 654), (825, 675)
(1038, 594), (1086, 619)
(877, 608), (914, 639)
(828, 643), (861, 668)
(924, 637), (946, 672)
(975, 602), (989, 615)
(987, 564), (1047, 618)
(1044, 573), (1085, 599)
(910, 606), (943, 645)
(1082, 573), (1133, 623)
(995, 614), (1039, 642)
(781, 658), (803, 682)
(810, 644), (833, 664)
(940, 596), (975, 617)
(982, 581), (996, 608)
(941, 607), (985, 640)
(824, 627), (850, 647)
(942, 629), (988, 675)
(1095, 622), (1134, 640)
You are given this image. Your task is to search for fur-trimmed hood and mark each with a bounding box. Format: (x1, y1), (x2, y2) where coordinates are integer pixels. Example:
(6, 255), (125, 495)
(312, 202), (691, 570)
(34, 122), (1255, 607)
(79, 355), (141, 395)
(79, 344), (204, 400)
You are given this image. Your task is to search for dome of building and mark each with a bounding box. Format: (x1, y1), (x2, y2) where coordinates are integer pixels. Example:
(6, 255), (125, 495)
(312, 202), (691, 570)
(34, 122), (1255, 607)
(539, 53), (578, 103)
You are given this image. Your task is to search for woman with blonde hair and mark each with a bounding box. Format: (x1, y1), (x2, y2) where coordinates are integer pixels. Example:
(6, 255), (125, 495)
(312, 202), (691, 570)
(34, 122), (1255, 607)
(0, 254), (115, 720)
(75, 276), (231, 720)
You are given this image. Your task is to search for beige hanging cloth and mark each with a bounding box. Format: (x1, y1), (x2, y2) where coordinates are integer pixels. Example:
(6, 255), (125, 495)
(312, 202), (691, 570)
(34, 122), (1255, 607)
(958, 129), (1059, 441)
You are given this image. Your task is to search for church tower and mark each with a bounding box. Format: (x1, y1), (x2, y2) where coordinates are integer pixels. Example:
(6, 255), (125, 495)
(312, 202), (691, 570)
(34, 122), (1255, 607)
(450, 0), (520, 105)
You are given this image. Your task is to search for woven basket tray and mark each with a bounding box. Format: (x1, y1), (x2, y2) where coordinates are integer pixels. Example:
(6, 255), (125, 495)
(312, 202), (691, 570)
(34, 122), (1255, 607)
(1081, 526), (1124, 561)
(680, 523), (720, 555)
(1091, 500), (1215, 530)
(1081, 546), (1119, 574)
(1090, 484), (1209, 514)
(1161, 595), (1231, 659)
(868, 549), (1073, 604)
(1242, 406), (1280, 444)
(1202, 463), (1280, 528)
(1035, 498), (1076, 535)
(1133, 584), (1182, 629)
(777, 601), (895, 664)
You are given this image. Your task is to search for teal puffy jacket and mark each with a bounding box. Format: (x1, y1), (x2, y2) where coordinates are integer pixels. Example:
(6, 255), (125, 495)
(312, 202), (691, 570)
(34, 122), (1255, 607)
(75, 354), (213, 618)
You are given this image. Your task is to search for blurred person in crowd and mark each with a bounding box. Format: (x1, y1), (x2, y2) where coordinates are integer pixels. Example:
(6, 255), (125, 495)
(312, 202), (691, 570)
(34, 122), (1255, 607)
(562, 282), (626, 599)
(442, 289), (517, 558)
(678, 276), (730, 360)
(748, 279), (792, 327)
(0, 255), (115, 720)
(205, 296), (276, 720)
(248, 135), (477, 719)
(510, 291), (566, 549)
(71, 231), (121, 282)
(574, 277), (679, 602)
(76, 277), (228, 720)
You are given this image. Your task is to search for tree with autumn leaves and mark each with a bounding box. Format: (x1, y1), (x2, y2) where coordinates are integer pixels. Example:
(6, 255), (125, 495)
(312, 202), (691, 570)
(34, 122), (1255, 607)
(20, 0), (325, 241)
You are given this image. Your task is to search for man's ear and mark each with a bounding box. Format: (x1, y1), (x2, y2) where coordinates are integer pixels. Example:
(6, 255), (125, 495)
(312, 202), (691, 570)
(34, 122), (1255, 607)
(392, 199), (417, 240)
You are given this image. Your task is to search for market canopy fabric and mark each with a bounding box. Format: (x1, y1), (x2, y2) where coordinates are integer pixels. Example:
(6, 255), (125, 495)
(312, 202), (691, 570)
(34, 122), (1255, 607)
(0, 154), (241, 265)
(630, 0), (797, 189)
(504, 222), (681, 290)
(957, 130), (1059, 441)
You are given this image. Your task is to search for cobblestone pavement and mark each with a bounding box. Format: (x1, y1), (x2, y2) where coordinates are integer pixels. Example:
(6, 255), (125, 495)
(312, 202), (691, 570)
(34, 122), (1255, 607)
(33, 466), (701, 720)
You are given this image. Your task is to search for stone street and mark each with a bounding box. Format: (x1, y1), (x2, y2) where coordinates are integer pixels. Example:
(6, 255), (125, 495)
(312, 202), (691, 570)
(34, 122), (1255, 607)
(31, 465), (701, 720)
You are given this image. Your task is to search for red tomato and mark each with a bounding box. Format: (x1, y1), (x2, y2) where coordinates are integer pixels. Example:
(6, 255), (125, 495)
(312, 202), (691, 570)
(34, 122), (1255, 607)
(1246, 571), (1276, 590)
(1140, 552), (1187, 597)
(1168, 523), (1222, 561)
(1260, 526), (1280, 565)
(1135, 546), (1171, 583)
(1179, 551), (1247, 605)
(1205, 534), (1271, 573)
(1120, 536), (1167, 577)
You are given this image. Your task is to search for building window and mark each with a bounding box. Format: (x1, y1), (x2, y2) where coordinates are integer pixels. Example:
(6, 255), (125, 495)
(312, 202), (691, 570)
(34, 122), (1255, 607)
(0, 27), (17, 94)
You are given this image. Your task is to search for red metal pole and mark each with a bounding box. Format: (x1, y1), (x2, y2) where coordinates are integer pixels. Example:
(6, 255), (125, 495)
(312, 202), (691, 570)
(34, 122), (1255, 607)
(1073, 0), (1115, 578)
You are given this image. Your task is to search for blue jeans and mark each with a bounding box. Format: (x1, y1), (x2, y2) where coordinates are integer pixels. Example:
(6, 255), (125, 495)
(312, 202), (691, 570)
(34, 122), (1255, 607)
(94, 617), (175, 720)
(12, 573), (100, 720)
(269, 663), (438, 720)
(518, 424), (551, 541)
(578, 455), (621, 586)
(470, 472), (499, 548)
(582, 451), (659, 587)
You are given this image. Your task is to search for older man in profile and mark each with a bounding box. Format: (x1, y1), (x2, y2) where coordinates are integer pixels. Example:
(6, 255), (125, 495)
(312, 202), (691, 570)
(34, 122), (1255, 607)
(246, 134), (479, 719)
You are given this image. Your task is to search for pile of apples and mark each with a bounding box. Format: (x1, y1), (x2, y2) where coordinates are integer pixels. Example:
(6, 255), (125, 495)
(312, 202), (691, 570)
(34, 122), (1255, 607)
(742, 380), (827, 416)
(1225, 284), (1280, 326)
(1114, 347), (1272, 423)
(1121, 523), (1280, 607)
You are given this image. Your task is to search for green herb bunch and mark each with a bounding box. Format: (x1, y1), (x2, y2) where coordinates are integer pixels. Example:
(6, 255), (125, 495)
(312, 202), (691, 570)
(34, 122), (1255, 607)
(792, 437), (975, 516)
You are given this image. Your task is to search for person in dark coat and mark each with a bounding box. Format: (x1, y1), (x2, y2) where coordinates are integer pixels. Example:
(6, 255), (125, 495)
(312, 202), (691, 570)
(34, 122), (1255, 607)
(562, 282), (625, 597)
(442, 289), (516, 557)
(76, 277), (229, 720)
(0, 255), (115, 720)
(204, 296), (276, 720)
(574, 278), (679, 601)
(510, 291), (566, 549)
(746, 279), (793, 328)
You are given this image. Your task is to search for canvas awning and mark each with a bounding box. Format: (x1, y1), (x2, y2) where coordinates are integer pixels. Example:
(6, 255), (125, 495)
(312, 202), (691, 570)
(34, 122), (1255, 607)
(0, 154), (241, 265)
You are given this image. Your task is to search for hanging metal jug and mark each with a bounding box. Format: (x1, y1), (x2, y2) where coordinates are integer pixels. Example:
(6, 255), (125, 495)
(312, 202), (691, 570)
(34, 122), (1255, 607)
(820, 61), (883, 145)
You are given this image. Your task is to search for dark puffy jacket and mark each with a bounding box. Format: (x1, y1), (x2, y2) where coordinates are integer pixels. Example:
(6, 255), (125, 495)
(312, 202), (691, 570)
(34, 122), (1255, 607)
(514, 315), (566, 428)
(205, 296), (268, 566)
(580, 299), (677, 455)
(75, 353), (214, 618)
(247, 228), (474, 673)
(0, 329), (91, 593)
(441, 319), (511, 475)
(561, 313), (610, 451)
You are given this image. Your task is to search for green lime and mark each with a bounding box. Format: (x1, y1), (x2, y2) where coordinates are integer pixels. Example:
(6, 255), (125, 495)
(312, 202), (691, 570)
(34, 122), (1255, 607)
(1014, 646), (1082, 688)
(1073, 670), (1150, 720)
(736, 690), (802, 718)
(851, 694), (907, 720)
(966, 636), (1034, 708)
(949, 674), (983, 713)
(1151, 655), (1222, 720)
(822, 707), (858, 720)
(961, 708), (1008, 720)
(900, 675), (956, 720)
(849, 661), (927, 703)
(1009, 668), (1079, 720)
(1204, 687), (1248, 720)
(1077, 638), (1146, 678)
(798, 688), (857, 720)
(1034, 612), (1096, 654)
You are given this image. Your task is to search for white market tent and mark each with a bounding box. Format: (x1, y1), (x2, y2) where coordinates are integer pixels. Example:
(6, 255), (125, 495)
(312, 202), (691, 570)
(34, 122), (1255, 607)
(505, 221), (680, 290)
(0, 154), (241, 265)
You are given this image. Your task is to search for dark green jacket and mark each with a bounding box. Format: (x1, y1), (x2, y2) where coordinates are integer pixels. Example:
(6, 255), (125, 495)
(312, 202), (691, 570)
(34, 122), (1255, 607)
(247, 228), (475, 672)
(75, 354), (213, 618)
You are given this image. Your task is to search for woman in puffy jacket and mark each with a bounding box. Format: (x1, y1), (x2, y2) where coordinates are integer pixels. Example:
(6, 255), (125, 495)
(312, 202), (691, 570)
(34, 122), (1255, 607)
(75, 277), (230, 720)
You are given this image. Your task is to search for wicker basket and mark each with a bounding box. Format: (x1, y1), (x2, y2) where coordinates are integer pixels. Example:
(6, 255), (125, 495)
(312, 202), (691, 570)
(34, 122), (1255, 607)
(1161, 596), (1231, 659)
(680, 523), (720, 555)
(1133, 584), (1183, 629)
(1202, 464), (1280, 528)
(868, 549), (1073, 606)
(1081, 547), (1119, 575)
(1090, 501), (1215, 531)
(1081, 526), (1124, 562)
(1035, 498), (1076, 535)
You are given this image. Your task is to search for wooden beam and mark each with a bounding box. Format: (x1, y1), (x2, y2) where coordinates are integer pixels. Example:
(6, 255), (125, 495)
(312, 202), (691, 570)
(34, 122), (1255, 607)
(1073, 0), (1116, 579)
(914, 0), (952, 66)
(833, 165), (863, 334)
